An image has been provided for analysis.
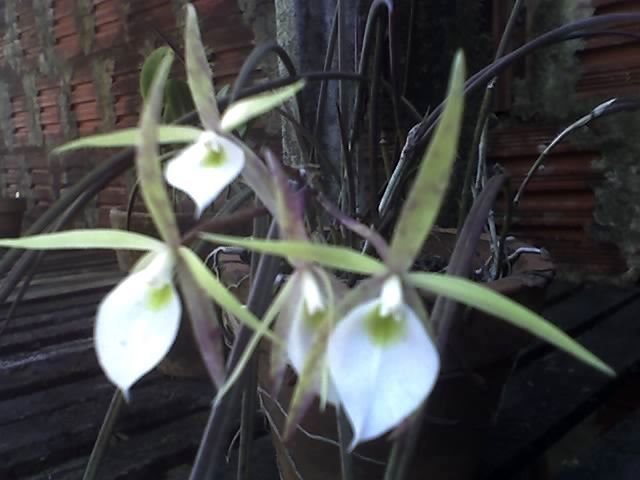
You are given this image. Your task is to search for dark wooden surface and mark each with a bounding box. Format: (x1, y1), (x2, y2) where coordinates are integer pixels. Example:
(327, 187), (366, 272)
(1, 251), (640, 479)
(0, 251), (279, 480)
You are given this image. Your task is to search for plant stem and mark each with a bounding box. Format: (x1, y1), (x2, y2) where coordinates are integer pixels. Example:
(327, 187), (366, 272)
(189, 221), (280, 480)
(458, 0), (525, 229)
(236, 359), (258, 480)
(383, 175), (506, 480)
(337, 406), (354, 480)
(82, 389), (124, 480)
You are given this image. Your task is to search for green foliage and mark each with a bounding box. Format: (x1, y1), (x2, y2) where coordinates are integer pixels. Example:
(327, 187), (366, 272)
(408, 272), (614, 376)
(0, 229), (163, 252)
(388, 52), (466, 271)
(200, 233), (387, 276)
(52, 126), (201, 153)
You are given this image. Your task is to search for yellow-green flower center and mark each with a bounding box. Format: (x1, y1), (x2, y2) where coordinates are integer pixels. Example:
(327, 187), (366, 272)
(147, 283), (174, 311)
(201, 147), (226, 167)
(304, 304), (326, 329)
(365, 305), (405, 345)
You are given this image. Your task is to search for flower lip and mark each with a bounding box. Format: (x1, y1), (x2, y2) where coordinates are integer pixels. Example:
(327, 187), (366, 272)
(301, 270), (325, 317)
(379, 275), (404, 317)
(95, 249), (181, 397)
(327, 279), (440, 449)
(164, 131), (245, 217)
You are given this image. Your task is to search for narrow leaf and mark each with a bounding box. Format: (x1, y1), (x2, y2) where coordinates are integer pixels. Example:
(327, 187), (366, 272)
(0, 229), (163, 252)
(389, 52), (466, 271)
(140, 46), (172, 101)
(137, 50), (182, 249)
(175, 258), (226, 387)
(185, 4), (220, 129)
(52, 126), (202, 154)
(199, 233), (386, 276)
(407, 272), (615, 376)
(221, 80), (305, 132)
(179, 246), (281, 343)
(164, 79), (195, 122)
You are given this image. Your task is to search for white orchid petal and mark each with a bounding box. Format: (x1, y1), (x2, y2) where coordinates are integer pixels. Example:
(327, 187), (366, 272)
(301, 270), (324, 315)
(164, 131), (245, 217)
(285, 271), (338, 404)
(380, 275), (403, 316)
(328, 299), (440, 448)
(95, 251), (181, 396)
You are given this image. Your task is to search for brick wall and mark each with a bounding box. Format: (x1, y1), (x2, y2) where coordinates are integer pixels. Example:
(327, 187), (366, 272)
(0, 0), (257, 227)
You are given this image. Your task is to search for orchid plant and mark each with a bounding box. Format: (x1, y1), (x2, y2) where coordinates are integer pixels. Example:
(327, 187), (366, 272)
(0, 3), (615, 477)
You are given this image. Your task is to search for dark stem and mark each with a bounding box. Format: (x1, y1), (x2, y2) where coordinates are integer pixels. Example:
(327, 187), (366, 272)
(181, 205), (268, 244)
(82, 389), (125, 480)
(189, 221), (280, 480)
(310, 0), (340, 166)
(458, 0), (525, 229)
(377, 13), (640, 231)
(383, 174), (507, 480)
(337, 406), (354, 480)
(366, 16), (384, 223)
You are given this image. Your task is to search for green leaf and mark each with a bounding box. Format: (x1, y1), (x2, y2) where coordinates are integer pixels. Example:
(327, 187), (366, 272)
(164, 79), (195, 123)
(220, 80), (305, 132)
(185, 4), (219, 130)
(179, 247), (280, 343)
(0, 229), (163, 252)
(140, 47), (172, 101)
(389, 52), (466, 271)
(407, 272), (615, 377)
(199, 233), (386, 276)
(52, 126), (202, 154)
(136, 50), (182, 249)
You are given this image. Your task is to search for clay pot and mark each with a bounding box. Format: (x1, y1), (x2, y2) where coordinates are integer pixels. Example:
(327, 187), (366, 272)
(0, 198), (26, 238)
(220, 230), (554, 479)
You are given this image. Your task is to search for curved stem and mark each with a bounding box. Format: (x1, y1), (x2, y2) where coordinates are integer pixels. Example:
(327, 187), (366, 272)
(378, 12), (640, 232)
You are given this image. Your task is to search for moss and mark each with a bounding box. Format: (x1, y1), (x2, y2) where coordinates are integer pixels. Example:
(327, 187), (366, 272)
(22, 73), (43, 146)
(32, 0), (57, 76)
(511, 0), (593, 120)
(57, 68), (78, 139)
(92, 58), (116, 130)
(0, 80), (14, 150)
(3, 0), (22, 72)
(75, 0), (95, 55)
(587, 112), (640, 276)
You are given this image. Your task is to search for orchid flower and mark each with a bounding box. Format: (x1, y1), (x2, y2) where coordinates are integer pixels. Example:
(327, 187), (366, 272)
(282, 267), (339, 404)
(327, 276), (439, 448)
(95, 249), (181, 397)
(164, 131), (244, 217)
(161, 5), (304, 217)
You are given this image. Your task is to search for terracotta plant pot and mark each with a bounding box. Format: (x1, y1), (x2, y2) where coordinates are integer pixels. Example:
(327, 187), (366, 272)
(0, 197), (26, 238)
(109, 206), (208, 378)
(220, 230), (554, 480)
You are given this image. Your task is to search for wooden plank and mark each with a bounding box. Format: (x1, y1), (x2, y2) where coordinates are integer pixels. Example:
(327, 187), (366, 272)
(0, 308), (95, 356)
(515, 285), (640, 371)
(0, 290), (104, 320)
(0, 377), (214, 478)
(5, 271), (122, 304)
(0, 375), (112, 426)
(482, 294), (640, 477)
(0, 339), (100, 399)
